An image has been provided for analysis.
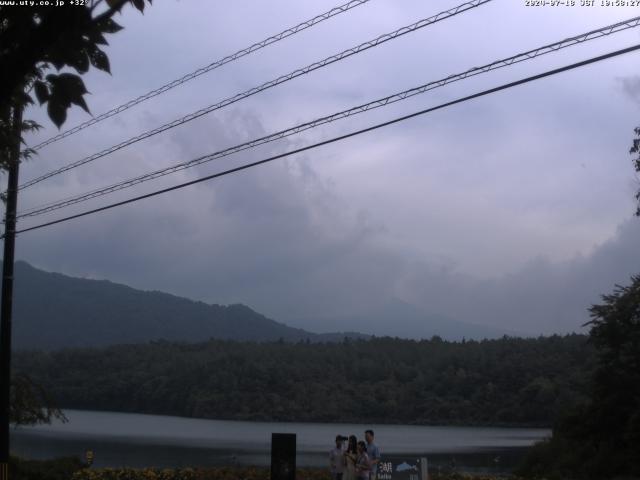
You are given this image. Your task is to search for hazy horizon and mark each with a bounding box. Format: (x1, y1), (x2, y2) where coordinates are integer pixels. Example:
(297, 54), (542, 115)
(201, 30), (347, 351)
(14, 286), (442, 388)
(11, 254), (635, 339)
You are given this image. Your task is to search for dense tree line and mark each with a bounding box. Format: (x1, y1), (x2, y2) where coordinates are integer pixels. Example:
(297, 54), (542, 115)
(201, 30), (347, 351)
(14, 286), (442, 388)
(13, 335), (592, 427)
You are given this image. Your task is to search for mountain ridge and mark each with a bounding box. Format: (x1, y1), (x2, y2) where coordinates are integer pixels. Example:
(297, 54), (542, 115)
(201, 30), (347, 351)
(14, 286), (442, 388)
(9, 260), (515, 350)
(10, 260), (366, 350)
(287, 297), (518, 341)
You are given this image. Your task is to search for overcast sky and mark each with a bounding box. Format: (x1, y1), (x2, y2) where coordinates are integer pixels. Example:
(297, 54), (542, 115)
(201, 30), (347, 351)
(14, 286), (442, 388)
(10, 0), (640, 336)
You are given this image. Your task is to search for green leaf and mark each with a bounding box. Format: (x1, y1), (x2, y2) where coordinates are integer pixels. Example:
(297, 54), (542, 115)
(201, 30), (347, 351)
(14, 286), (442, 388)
(47, 100), (67, 129)
(98, 18), (123, 34)
(70, 93), (90, 114)
(85, 31), (109, 46)
(131, 0), (145, 12)
(46, 73), (91, 126)
(33, 81), (50, 105)
(54, 73), (89, 96)
(88, 47), (110, 74)
(21, 120), (42, 133)
(67, 48), (90, 74)
(20, 147), (38, 162)
(58, 74), (90, 113)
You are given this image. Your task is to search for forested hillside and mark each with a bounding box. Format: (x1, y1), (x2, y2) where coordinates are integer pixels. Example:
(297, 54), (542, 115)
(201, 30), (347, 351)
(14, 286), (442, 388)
(11, 261), (366, 349)
(14, 335), (593, 426)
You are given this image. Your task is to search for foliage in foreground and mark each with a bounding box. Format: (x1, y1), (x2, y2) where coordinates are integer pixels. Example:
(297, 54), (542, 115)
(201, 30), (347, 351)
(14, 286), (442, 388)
(10, 373), (67, 426)
(70, 466), (519, 480)
(6, 455), (547, 480)
(9, 455), (85, 480)
(518, 275), (640, 479)
(8, 456), (534, 480)
(70, 465), (329, 480)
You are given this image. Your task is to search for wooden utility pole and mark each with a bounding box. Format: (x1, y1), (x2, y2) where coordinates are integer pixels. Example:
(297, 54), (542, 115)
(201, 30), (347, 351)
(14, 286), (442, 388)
(0, 104), (23, 480)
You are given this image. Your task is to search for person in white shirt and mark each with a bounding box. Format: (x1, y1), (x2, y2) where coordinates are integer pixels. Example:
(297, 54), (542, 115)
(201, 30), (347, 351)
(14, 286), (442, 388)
(330, 435), (347, 480)
(344, 435), (358, 480)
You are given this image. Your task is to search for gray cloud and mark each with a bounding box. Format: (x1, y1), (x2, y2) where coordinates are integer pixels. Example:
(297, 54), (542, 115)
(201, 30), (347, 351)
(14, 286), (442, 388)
(395, 218), (640, 335)
(8, 1), (640, 338)
(619, 76), (640, 104)
(16, 106), (640, 336)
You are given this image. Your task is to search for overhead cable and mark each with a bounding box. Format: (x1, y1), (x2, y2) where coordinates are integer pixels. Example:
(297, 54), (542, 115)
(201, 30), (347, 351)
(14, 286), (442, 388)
(30, 0), (373, 151)
(14, 43), (640, 235)
(17, 15), (640, 219)
(18, 0), (492, 191)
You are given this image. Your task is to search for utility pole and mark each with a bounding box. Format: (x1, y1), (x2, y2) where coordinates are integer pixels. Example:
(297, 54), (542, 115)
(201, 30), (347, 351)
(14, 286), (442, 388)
(0, 104), (23, 480)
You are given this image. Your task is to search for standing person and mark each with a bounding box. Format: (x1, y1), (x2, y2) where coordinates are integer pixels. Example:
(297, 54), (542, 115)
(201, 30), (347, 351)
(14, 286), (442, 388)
(330, 435), (347, 480)
(343, 435), (358, 480)
(355, 440), (371, 480)
(364, 430), (381, 480)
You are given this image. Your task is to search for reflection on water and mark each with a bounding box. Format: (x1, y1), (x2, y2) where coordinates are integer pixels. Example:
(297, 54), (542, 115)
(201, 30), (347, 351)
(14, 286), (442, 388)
(11, 410), (549, 472)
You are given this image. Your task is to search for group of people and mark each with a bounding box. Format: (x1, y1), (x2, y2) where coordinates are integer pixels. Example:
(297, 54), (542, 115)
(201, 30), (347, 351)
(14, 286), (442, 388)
(329, 429), (381, 480)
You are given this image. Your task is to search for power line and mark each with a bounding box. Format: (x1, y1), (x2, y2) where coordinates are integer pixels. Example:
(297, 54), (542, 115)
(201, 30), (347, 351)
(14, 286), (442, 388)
(17, 15), (640, 219)
(30, 0), (372, 151)
(18, 0), (492, 191)
(14, 43), (640, 236)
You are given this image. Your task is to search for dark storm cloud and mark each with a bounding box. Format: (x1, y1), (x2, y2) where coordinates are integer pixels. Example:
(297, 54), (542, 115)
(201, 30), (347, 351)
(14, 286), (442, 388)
(9, 1), (640, 338)
(17, 107), (395, 319)
(17, 102), (640, 336)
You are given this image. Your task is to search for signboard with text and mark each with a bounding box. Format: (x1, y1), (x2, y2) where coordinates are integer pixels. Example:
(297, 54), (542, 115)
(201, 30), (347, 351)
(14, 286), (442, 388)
(377, 457), (428, 480)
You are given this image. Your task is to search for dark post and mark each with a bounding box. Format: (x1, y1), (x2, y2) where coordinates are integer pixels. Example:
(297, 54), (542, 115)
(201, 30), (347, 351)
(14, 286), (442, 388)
(271, 433), (296, 480)
(0, 105), (23, 480)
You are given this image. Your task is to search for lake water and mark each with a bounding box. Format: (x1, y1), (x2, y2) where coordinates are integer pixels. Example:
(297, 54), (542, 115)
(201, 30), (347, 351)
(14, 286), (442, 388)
(11, 410), (549, 473)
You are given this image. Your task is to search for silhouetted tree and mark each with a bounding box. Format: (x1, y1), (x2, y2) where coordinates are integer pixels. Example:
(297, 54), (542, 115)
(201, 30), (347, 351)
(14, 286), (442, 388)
(0, 0), (152, 169)
(520, 275), (640, 478)
(1, 0), (152, 429)
(10, 374), (66, 426)
(583, 275), (640, 476)
(630, 128), (640, 216)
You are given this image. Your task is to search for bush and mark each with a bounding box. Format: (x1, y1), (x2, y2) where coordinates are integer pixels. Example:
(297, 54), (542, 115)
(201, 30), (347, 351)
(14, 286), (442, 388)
(71, 466), (332, 480)
(9, 455), (86, 480)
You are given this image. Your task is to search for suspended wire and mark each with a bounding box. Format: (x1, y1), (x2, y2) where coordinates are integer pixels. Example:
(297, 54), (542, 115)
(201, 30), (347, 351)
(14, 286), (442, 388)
(14, 43), (640, 236)
(30, 0), (372, 151)
(18, 0), (492, 191)
(17, 15), (640, 220)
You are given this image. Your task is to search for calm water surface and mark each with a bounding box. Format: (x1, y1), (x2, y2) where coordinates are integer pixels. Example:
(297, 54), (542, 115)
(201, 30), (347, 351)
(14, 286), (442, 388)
(11, 410), (549, 472)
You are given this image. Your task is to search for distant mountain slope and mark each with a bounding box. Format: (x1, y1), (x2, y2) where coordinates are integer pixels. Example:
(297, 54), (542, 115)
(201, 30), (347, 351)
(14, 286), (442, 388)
(10, 261), (366, 350)
(290, 298), (518, 341)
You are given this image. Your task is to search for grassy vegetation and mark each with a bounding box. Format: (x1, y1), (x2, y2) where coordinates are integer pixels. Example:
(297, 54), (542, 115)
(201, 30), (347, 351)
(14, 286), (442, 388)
(9, 455), (86, 480)
(10, 457), (529, 480)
